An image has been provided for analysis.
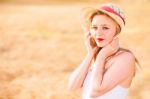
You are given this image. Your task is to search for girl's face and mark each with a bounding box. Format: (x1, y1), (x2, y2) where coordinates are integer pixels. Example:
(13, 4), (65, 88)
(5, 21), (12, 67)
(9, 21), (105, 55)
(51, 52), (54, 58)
(90, 14), (118, 47)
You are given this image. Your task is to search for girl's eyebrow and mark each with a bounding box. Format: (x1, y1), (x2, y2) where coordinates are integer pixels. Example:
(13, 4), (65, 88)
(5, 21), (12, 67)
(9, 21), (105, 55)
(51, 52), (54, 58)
(91, 24), (110, 27)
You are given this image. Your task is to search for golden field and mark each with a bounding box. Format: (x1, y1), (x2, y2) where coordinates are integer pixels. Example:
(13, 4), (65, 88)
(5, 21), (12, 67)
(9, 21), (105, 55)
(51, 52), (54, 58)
(0, 1), (150, 99)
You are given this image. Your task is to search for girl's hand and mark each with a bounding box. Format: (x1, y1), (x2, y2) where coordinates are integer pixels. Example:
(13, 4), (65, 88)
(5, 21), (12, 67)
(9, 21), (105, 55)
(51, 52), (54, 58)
(84, 32), (99, 56)
(98, 37), (119, 59)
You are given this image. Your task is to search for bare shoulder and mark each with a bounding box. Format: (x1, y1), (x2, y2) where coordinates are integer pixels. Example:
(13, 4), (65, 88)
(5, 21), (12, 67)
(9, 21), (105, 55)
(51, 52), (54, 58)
(105, 49), (135, 70)
(111, 49), (136, 72)
(115, 49), (135, 62)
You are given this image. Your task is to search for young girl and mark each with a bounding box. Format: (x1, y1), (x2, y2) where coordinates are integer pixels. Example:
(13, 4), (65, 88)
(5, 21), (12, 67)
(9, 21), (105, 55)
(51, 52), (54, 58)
(68, 3), (137, 99)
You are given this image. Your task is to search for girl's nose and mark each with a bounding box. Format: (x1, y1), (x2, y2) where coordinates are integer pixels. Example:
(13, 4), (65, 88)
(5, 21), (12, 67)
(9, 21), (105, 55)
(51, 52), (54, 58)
(96, 30), (103, 36)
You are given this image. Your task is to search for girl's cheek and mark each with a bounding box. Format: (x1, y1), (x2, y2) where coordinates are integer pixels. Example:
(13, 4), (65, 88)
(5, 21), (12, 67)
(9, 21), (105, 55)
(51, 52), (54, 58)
(108, 36), (114, 44)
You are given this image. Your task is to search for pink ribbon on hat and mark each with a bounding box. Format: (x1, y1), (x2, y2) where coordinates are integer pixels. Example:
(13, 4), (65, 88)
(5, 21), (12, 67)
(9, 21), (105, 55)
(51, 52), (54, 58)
(101, 6), (125, 25)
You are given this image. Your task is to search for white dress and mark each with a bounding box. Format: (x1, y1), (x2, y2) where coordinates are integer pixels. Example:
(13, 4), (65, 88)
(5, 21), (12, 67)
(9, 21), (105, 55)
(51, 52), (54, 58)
(82, 71), (129, 99)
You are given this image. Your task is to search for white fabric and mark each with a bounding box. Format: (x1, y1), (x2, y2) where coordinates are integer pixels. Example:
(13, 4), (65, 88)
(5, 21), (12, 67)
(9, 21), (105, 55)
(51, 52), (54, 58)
(82, 71), (129, 99)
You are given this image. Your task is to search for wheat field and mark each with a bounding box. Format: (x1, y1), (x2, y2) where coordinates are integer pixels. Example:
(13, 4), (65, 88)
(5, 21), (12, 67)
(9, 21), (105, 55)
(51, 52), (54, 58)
(0, 1), (150, 99)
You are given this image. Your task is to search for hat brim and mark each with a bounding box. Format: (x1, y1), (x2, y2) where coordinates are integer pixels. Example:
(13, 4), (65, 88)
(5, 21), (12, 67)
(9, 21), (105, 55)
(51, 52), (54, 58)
(81, 7), (124, 31)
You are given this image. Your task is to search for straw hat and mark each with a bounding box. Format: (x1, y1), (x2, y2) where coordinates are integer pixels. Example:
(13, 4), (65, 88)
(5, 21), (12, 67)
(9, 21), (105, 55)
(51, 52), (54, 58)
(98, 3), (125, 30)
(81, 3), (125, 32)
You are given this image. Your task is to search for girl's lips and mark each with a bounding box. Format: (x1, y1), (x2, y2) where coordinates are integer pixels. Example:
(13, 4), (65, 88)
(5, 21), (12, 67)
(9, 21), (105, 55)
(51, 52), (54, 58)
(97, 38), (104, 42)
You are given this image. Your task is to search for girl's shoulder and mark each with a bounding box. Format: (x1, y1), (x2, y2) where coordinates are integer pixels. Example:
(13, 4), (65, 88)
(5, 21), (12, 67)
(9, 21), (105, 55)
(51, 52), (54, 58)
(105, 48), (135, 68)
(115, 48), (135, 61)
(117, 48), (135, 58)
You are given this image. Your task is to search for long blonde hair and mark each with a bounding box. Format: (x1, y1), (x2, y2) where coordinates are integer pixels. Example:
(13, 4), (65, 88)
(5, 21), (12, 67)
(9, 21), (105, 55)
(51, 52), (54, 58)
(81, 8), (142, 75)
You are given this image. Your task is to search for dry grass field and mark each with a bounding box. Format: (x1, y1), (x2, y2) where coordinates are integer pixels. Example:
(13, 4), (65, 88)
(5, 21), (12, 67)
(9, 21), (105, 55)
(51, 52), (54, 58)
(0, 1), (150, 99)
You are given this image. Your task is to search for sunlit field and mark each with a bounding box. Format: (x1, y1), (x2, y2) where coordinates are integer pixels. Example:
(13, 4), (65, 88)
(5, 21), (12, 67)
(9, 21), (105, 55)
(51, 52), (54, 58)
(0, 1), (150, 99)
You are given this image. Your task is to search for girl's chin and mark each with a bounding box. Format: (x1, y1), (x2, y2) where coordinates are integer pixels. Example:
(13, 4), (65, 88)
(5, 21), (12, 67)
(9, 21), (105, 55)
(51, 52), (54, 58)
(96, 42), (106, 48)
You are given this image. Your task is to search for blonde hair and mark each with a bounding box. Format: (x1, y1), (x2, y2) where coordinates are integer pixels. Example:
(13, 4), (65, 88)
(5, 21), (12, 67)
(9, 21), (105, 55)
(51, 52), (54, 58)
(81, 8), (142, 75)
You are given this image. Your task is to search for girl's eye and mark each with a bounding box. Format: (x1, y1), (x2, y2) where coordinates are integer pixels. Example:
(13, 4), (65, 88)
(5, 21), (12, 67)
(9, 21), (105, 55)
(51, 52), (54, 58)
(91, 26), (97, 30)
(102, 27), (109, 30)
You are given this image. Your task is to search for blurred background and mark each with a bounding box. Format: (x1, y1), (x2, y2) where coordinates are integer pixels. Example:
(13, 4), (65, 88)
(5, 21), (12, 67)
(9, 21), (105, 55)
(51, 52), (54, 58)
(0, 0), (150, 99)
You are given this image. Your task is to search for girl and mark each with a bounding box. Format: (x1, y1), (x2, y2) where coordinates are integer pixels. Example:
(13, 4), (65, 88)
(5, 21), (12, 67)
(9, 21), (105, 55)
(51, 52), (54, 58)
(68, 3), (138, 99)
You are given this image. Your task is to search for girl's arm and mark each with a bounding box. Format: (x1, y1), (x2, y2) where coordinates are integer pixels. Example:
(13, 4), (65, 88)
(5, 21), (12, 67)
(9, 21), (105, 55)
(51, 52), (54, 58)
(68, 31), (99, 91)
(89, 52), (135, 98)
(67, 53), (93, 91)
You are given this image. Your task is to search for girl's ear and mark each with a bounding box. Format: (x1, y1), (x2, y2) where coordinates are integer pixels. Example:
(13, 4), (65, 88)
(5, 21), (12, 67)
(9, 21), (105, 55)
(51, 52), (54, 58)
(115, 25), (121, 36)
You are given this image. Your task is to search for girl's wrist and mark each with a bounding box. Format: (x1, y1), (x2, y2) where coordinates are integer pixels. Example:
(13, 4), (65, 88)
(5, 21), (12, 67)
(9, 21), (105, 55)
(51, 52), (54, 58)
(87, 51), (95, 57)
(97, 52), (107, 60)
(87, 53), (94, 59)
